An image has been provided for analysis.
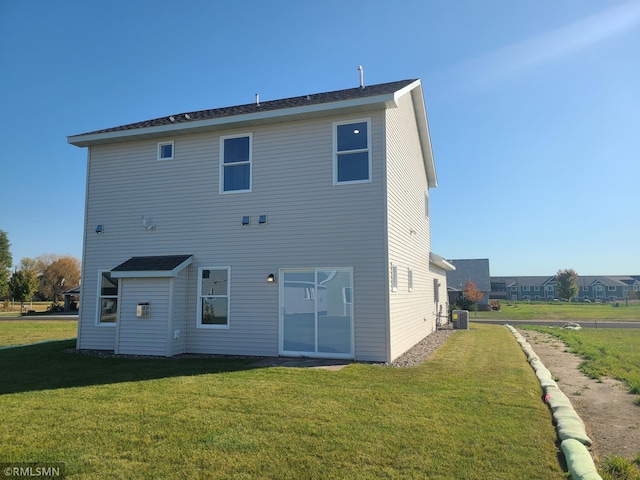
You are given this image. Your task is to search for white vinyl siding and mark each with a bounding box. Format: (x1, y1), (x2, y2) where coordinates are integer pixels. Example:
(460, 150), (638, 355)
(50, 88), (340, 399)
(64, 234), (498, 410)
(385, 91), (436, 362)
(115, 278), (169, 356)
(79, 113), (388, 360)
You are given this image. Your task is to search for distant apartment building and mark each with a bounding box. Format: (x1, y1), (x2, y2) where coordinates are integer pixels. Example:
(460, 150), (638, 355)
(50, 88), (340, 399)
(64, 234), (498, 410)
(490, 275), (640, 301)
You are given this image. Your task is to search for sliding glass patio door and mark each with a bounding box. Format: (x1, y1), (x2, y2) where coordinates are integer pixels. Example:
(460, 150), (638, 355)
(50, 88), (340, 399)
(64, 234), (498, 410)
(280, 268), (353, 358)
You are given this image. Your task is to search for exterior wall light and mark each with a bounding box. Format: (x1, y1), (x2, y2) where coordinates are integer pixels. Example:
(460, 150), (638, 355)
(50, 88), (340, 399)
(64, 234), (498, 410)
(95, 224), (104, 234)
(267, 273), (276, 283)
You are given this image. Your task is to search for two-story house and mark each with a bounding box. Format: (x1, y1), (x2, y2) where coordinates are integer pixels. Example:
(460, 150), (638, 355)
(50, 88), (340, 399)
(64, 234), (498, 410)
(68, 78), (454, 363)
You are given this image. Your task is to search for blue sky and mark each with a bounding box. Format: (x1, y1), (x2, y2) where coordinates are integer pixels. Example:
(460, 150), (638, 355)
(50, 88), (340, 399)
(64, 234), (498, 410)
(1, 0), (638, 276)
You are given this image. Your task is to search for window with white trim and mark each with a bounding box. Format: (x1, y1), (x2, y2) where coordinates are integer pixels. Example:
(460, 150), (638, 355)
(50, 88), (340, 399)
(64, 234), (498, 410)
(97, 270), (118, 325)
(391, 264), (398, 292)
(220, 134), (252, 193)
(408, 268), (414, 292)
(157, 141), (174, 161)
(425, 191), (430, 218)
(334, 119), (371, 184)
(198, 267), (230, 328)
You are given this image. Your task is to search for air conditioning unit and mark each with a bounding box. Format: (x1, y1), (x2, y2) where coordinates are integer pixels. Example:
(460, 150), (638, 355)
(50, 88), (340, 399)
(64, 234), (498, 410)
(452, 310), (469, 330)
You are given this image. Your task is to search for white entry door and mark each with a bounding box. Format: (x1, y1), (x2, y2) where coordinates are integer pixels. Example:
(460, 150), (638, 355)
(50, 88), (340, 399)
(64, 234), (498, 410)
(280, 268), (353, 359)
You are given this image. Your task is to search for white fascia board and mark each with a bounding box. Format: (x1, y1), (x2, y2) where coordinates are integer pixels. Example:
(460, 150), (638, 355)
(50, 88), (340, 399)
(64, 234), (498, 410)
(406, 81), (438, 189)
(111, 256), (192, 279)
(68, 93), (400, 147)
(430, 253), (456, 271)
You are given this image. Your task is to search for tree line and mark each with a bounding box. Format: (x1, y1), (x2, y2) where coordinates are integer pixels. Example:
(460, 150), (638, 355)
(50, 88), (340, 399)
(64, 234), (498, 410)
(0, 229), (81, 311)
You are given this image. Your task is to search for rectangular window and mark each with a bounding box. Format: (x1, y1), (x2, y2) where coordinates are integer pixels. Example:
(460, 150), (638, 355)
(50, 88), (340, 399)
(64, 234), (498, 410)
(334, 119), (371, 184)
(408, 268), (414, 292)
(583, 286), (589, 291)
(523, 286), (530, 291)
(425, 191), (430, 218)
(220, 134), (252, 193)
(391, 264), (398, 292)
(97, 270), (118, 325)
(157, 141), (174, 161)
(534, 286), (540, 291)
(608, 286), (616, 291)
(198, 267), (230, 328)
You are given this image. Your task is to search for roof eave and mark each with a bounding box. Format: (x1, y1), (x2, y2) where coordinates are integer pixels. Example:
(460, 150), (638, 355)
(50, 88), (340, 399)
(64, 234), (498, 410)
(110, 256), (193, 278)
(430, 253), (456, 271)
(405, 80), (438, 189)
(67, 93), (401, 147)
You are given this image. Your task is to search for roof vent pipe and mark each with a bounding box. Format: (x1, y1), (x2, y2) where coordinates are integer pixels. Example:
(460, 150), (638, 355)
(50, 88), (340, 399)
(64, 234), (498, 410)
(255, 93), (260, 106)
(358, 65), (364, 89)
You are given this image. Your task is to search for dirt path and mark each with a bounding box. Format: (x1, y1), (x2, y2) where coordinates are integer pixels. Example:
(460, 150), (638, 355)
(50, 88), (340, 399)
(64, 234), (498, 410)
(518, 329), (640, 462)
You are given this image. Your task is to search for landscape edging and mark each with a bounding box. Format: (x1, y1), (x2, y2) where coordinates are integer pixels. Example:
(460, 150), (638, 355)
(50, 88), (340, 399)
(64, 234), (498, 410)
(505, 325), (602, 480)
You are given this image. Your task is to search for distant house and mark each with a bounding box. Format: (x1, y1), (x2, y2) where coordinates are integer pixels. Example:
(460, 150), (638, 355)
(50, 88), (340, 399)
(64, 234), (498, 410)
(446, 259), (491, 307)
(490, 276), (556, 301)
(68, 78), (454, 362)
(490, 275), (640, 301)
(576, 276), (640, 301)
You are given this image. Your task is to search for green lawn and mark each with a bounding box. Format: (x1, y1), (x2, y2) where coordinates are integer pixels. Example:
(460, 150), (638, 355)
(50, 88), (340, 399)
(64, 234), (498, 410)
(0, 320), (77, 347)
(0, 324), (564, 479)
(520, 326), (640, 398)
(475, 301), (640, 321)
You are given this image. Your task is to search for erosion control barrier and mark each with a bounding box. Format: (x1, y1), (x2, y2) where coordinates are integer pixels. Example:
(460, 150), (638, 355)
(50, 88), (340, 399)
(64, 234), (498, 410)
(505, 325), (602, 480)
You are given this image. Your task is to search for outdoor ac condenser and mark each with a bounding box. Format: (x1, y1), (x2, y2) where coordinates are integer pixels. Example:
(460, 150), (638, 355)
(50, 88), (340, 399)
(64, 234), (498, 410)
(452, 310), (469, 330)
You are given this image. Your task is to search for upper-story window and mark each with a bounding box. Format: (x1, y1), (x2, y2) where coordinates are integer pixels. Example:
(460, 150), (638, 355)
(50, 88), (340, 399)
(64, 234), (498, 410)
(220, 134), (252, 193)
(157, 141), (174, 161)
(334, 119), (371, 184)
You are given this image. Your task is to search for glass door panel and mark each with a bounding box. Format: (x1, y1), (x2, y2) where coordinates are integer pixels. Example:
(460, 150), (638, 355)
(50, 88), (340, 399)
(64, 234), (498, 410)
(282, 270), (316, 353)
(281, 269), (353, 358)
(317, 270), (352, 354)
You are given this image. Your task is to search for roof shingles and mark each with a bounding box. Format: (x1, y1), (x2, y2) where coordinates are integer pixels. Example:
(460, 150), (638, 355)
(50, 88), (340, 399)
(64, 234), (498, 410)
(74, 79), (417, 137)
(112, 255), (193, 273)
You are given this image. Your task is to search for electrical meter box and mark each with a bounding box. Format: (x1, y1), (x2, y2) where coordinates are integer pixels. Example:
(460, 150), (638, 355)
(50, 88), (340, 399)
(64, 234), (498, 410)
(452, 310), (469, 330)
(136, 302), (150, 318)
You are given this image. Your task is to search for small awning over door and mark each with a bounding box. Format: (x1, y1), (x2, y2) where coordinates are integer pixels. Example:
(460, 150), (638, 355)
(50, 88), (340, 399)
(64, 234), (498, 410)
(111, 255), (193, 278)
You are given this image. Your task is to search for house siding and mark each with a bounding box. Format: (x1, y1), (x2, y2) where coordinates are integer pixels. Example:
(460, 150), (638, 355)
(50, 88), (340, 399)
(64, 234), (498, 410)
(79, 114), (390, 360)
(170, 268), (189, 356)
(115, 278), (170, 356)
(385, 92), (436, 362)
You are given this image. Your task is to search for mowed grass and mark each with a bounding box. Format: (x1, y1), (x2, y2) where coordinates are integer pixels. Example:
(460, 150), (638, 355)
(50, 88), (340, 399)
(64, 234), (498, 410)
(521, 326), (640, 398)
(0, 324), (564, 479)
(0, 320), (77, 347)
(0, 301), (58, 316)
(476, 301), (640, 321)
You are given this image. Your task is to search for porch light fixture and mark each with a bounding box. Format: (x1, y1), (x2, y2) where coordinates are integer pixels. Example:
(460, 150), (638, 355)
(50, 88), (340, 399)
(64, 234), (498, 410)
(242, 216), (250, 226)
(267, 273), (276, 283)
(95, 224), (103, 234)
